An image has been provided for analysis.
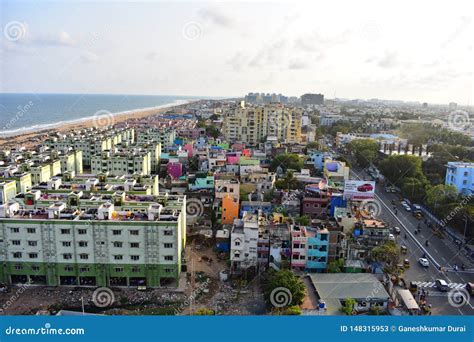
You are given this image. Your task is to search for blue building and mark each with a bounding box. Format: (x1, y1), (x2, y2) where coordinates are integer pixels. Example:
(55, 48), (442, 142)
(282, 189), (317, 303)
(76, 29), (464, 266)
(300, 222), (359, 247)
(445, 162), (474, 195)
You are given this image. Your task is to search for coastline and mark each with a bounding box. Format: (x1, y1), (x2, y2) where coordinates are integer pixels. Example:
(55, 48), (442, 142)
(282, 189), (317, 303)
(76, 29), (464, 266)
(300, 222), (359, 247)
(0, 99), (198, 149)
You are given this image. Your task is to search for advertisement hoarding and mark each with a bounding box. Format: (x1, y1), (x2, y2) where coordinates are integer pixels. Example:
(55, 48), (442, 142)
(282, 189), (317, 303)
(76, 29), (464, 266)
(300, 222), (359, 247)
(343, 180), (375, 200)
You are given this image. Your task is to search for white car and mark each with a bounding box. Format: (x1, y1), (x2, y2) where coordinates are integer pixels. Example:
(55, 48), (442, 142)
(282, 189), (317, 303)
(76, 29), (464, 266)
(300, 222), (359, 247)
(388, 234), (395, 241)
(394, 227), (401, 234)
(402, 204), (411, 212)
(418, 258), (430, 267)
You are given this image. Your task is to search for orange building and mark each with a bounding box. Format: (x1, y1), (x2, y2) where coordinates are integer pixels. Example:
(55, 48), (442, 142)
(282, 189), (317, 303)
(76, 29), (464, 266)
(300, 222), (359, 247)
(222, 195), (240, 224)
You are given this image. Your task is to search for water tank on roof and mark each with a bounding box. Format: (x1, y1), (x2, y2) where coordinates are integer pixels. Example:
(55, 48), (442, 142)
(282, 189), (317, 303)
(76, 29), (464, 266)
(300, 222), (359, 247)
(326, 162), (338, 172)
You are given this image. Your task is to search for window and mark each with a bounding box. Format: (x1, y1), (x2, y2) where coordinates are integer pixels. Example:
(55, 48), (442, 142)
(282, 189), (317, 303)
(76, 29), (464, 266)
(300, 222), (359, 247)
(62, 241), (72, 247)
(114, 255), (123, 260)
(115, 267), (124, 272)
(131, 255), (140, 261)
(130, 230), (139, 236)
(28, 241), (37, 246)
(78, 229), (87, 235)
(12, 252), (22, 258)
(61, 229), (71, 234)
(78, 241), (88, 247)
(164, 230), (173, 236)
(113, 241), (123, 248)
(10, 227), (19, 233)
(27, 228), (36, 234)
(164, 243), (173, 248)
(79, 254), (89, 260)
(11, 240), (21, 246)
(164, 255), (173, 261)
(14, 265), (23, 270)
(112, 230), (121, 235)
(164, 268), (173, 273)
(31, 265), (40, 271)
(64, 266), (74, 272)
(29, 253), (38, 259)
(63, 253), (72, 260)
(235, 240), (240, 246)
(130, 242), (140, 248)
(79, 267), (89, 273)
(131, 267), (140, 273)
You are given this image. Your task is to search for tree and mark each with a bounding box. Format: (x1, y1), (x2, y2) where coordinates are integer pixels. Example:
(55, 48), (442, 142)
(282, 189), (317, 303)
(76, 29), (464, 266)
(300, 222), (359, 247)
(264, 270), (305, 309)
(371, 241), (401, 272)
(194, 308), (215, 315)
(294, 215), (311, 226)
(400, 177), (426, 202)
(327, 259), (345, 273)
(205, 125), (220, 139)
(270, 154), (303, 172)
(425, 184), (459, 212)
(340, 298), (356, 315)
(347, 139), (380, 167)
(275, 171), (299, 190)
(379, 155), (427, 186)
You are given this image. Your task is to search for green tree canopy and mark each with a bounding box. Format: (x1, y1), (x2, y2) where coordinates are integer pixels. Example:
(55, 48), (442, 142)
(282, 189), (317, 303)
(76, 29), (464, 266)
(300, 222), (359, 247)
(264, 270), (305, 309)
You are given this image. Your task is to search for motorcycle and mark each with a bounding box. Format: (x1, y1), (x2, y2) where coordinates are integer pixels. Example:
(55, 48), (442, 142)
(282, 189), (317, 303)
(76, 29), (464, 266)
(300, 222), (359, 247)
(425, 240), (429, 246)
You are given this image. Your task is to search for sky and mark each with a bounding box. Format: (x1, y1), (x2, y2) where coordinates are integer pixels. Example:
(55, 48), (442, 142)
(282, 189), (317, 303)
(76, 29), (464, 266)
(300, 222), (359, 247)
(1, 0), (473, 104)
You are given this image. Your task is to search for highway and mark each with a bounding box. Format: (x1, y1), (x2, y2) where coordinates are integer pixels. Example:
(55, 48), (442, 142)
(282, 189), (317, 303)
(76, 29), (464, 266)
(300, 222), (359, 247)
(351, 168), (474, 315)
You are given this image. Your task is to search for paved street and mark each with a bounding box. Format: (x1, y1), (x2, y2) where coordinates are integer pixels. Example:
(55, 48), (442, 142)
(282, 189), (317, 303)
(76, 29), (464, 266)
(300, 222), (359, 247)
(351, 168), (474, 315)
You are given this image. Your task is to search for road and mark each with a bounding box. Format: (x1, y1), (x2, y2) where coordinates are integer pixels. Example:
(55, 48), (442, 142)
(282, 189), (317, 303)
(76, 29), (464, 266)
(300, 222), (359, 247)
(351, 168), (474, 315)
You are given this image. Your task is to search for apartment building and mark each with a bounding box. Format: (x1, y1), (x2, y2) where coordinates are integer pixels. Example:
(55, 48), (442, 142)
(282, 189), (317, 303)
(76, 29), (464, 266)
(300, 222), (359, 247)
(0, 192), (186, 287)
(91, 150), (151, 176)
(290, 225), (329, 272)
(230, 212), (260, 273)
(222, 103), (303, 145)
(445, 162), (474, 195)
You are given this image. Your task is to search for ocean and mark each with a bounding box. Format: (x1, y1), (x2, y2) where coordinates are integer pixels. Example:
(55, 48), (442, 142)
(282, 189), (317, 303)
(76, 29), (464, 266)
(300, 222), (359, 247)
(0, 93), (199, 137)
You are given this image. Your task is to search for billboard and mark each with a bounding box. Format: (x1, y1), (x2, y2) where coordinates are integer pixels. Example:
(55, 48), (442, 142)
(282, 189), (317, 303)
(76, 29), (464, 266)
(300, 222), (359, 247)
(343, 180), (375, 200)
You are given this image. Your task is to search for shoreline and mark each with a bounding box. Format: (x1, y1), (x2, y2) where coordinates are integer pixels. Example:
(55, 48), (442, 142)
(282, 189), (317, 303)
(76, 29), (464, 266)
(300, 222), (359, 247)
(0, 99), (199, 149)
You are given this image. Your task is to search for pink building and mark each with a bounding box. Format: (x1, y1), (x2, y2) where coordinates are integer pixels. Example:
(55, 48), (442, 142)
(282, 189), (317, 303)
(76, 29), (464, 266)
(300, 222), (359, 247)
(167, 162), (183, 179)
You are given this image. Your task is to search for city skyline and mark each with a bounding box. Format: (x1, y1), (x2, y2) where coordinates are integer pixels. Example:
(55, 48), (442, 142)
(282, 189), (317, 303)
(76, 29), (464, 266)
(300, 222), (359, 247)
(1, 1), (473, 105)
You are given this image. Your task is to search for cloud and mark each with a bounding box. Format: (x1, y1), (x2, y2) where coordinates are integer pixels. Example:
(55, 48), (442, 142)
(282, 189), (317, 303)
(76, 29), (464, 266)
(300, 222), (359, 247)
(80, 50), (99, 63)
(10, 30), (76, 47)
(145, 52), (159, 62)
(198, 7), (234, 28)
(288, 58), (310, 70)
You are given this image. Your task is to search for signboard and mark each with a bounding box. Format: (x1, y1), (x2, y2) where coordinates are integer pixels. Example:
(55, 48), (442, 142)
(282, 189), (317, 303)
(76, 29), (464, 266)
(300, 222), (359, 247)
(343, 180), (375, 200)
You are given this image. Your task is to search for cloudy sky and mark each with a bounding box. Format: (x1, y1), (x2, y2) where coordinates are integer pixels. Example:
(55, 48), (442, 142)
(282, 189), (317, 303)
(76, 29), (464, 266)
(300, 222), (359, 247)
(1, 0), (473, 104)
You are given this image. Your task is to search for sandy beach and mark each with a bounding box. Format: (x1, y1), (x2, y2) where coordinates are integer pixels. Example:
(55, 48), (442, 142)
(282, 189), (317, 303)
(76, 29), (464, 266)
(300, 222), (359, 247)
(0, 101), (195, 150)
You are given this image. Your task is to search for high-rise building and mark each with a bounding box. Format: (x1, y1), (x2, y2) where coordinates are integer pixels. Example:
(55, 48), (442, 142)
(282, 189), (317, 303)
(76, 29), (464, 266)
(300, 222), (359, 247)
(301, 93), (324, 105)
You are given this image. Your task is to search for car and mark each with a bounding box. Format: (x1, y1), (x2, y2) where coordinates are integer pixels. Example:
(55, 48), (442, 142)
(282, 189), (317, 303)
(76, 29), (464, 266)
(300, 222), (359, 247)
(403, 259), (410, 268)
(357, 183), (374, 192)
(394, 226), (401, 234)
(435, 279), (449, 292)
(388, 234), (395, 241)
(402, 204), (411, 212)
(418, 258), (430, 267)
